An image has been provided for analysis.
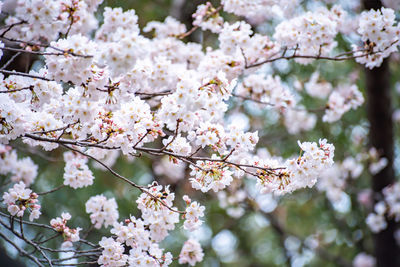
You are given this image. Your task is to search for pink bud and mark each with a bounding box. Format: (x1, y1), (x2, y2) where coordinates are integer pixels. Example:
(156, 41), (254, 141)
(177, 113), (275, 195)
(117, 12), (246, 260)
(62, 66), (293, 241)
(357, 189), (373, 208)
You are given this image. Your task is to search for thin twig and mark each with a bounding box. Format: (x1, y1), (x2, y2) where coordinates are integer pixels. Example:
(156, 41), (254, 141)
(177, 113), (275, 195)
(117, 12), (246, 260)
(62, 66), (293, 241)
(60, 143), (186, 214)
(0, 21), (26, 37)
(0, 86), (33, 93)
(0, 69), (52, 81)
(0, 51), (22, 70)
(0, 36), (93, 58)
(37, 184), (66, 196)
(23, 133), (285, 175)
(0, 46), (88, 57)
(159, 119), (181, 151)
(0, 219), (54, 267)
(246, 40), (399, 69)
(0, 230), (44, 267)
(178, 6), (222, 39)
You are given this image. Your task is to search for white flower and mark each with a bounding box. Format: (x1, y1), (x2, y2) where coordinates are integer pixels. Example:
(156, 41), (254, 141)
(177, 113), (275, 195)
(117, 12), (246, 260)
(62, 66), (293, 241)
(366, 213), (387, 233)
(179, 239), (204, 266)
(98, 237), (128, 267)
(144, 16), (186, 38)
(2, 181), (41, 221)
(274, 7), (341, 65)
(192, 2), (224, 33)
(86, 195), (119, 229)
(136, 184), (180, 242)
(183, 196), (205, 231)
(354, 8), (399, 69)
(50, 212), (81, 248)
(63, 152), (94, 189)
(45, 34), (97, 83)
(353, 252), (376, 267)
(256, 139), (335, 195)
(189, 158), (234, 193)
(323, 85), (364, 123)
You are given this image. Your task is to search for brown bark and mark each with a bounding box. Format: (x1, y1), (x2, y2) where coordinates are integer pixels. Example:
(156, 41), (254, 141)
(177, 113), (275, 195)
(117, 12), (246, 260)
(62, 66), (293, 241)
(366, 58), (399, 267)
(364, 1), (399, 266)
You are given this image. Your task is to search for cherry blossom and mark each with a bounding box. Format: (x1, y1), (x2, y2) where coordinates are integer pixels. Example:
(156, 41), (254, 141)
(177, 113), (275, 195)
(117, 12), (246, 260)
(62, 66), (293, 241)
(50, 212), (81, 248)
(192, 2), (224, 33)
(98, 237), (128, 267)
(354, 8), (400, 69)
(2, 181), (41, 221)
(323, 85), (364, 123)
(63, 151), (94, 189)
(353, 252), (376, 267)
(182, 195), (206, 231)
(85, 194), (119, 229)
(178, 239), (204, 266)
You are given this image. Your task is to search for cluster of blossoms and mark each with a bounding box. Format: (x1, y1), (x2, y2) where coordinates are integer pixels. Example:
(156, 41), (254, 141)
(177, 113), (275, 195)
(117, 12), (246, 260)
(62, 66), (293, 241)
(235, 73), (296, 110)
(367, 147), (388, 175)
(144, 16), (186, 39)
(189, 158), (234, 193)
(157, 71), (234, 133)
(222, 0), (278, 18)
(1, 69), (63, 109)
(50, 212), (81, 248)
(108, 216), (174, 266)
(366, 202), (388, 233)
(153, 156), (186, 183)
(0, 144), (38, 185)
(367, 182), (400, 233)
(97, 184), (205, 266)
(136, 184), (180, 242)
(234, 71), (318, 136)
(63, 151), (94, 189)
(98, 237), (128, 267)
(322, 85), (364, 123)
(316, 156), (363, 206)
(0, 69), (63, 144)
(234, 70), (360, 134)
(255, 139), (335, 195)
(187, 121), (258, 155)
(217, 180), (247, 218)
(221, 0), (299, 21)
(317, 146), (389, 209)
(304, 71), (332, 99)
(354, 8), (400, 69)
(162, 134), (192, 155)
(192, 2), (224, 33)
(95, 7), (144, 76)
(85, 194), (119, 229)
(218, 21), (280, 66)
(45, 34), (97, 84)
(283, 107), (317, 135)
(0, 88), (29, 142)
(3, 0), (102, 42)
(178, 239), (204, 266)
(353, 252), (376, 267)
(273, 6), (346, 64)
(182, 195), (206, 231)
(2, 181), (41, 221)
